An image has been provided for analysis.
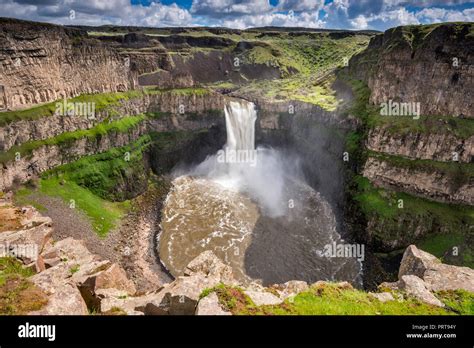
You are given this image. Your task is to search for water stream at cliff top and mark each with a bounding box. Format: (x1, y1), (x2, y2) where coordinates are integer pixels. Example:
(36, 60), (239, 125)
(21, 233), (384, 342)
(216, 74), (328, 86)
(159, 99), (362, 285)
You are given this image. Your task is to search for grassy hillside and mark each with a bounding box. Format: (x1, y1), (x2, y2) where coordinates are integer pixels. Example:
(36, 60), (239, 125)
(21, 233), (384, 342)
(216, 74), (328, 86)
(233, 33), (371, 109)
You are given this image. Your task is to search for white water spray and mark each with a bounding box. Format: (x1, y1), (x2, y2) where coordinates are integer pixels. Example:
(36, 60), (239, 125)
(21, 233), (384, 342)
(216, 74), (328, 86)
(224, 100), (257, 151)
(189, 99), (295, 216)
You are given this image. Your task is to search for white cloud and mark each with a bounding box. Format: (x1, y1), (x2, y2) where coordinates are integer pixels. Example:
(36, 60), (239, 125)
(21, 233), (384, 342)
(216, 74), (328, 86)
(376, 8), (420, 26)
(0, 0), (472, 30)
(350, 15), (368, 29)
(191, 0), (273, 16)
(277, 0), (324, 12)
(416, 7), (474, 23)
(0, 0), (193, 26)
(221, 10), (324, 29)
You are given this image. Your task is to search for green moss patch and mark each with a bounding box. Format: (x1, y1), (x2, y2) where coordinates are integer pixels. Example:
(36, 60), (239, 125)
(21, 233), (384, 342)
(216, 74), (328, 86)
(0, 257), (48, 315)
(0, 115), (146, 164)
(38, 177), (129, 237)
(202, 283), (469, 315)
(0, 90), (143, 127)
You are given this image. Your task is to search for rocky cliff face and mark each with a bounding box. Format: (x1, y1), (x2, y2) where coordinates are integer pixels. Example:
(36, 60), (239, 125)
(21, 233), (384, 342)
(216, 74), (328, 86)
(349, 23), (474, 118)
(367, 126), (474, 163)
(0, 123), (147, 191)
(0, 18), (132, 111)
(344, 23), (473, 275)
(0, 91), (226, 153)
(363, 156), (473, 205)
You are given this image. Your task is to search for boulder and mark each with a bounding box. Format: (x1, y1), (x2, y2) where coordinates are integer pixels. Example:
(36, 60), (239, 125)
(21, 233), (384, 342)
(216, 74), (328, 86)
(183, 250), (235, 284)
(81, 263), (136, 295)
(29, 282), (88, 315)
(154, 274), (222, 315)
(398, 245), (441, 278)
(97, 288), (164, 315)
(143, 251), (238, 315)
(368, 292), (395, 303)
(399, 245), (474, 292)
(273, 280), (309, 299)
(244, 290), (283, 306)
(0, 206), (53, 264)
(398, 275), (445, 307)
(196, 292), (231, 315)
(79, 263), (137, 311)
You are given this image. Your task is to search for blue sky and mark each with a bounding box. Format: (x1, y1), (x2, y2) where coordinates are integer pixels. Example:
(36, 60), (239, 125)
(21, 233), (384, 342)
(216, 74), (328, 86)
(1, 0), (473, 30)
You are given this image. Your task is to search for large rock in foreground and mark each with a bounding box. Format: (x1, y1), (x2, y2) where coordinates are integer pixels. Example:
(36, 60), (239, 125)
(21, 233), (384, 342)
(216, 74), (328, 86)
(399, 245), (474, 292)
(148, 251), (236, 315)
(380, 245), (474, 307)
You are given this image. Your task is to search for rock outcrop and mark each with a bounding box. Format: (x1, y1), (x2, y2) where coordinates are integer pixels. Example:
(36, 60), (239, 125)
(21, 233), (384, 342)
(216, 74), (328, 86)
(380, 245), (474, 307)
(349, 23), (474, 118)
(0, 90), (228, 192)
(363, 156), (474, 205)
(367, 126), (474, 163)
(397, 245), (474, 292)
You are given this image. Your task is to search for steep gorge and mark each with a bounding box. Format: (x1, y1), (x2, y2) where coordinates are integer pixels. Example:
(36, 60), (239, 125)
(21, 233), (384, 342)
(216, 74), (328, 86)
(0, 18), (472, 302)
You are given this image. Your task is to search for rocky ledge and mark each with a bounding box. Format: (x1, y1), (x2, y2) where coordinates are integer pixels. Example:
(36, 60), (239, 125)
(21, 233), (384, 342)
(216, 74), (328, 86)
(1, 200), (473, 315)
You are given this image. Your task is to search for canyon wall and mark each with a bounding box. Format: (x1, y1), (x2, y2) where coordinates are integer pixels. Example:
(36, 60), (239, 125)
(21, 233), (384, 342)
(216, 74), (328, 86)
(367, 126), (474, 163)
(0, 18), (133, 111)
(345, 23), (473, 271)
(0, 90), (225, 151)
(349, 23), (474, 118)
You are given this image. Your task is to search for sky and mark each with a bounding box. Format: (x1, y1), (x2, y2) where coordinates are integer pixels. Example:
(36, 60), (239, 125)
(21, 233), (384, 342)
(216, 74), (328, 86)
(0, 0), (473, 31)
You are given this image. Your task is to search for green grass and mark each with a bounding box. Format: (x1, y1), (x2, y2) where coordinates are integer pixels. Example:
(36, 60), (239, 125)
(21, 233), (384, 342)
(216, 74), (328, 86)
(13, 186), (47, 212)
(0, 258), (35, 286)
(435, 290), (474, 315)
(368, 151), (474, 190)
(43, 135), (152, 201)
(0, 257), (48, 315)
(354, 175), (474, 225)
(235, 34), (371, 110)
(418, 231), (473, 268)
(203, 283), (471, 315)
(0, 90), (143, 127)
(143, 87), (211, 96)
(39, 177), (129, 237)
(353, 176), (473, 266)
(367, 114), (474, 140)
(0, 115), (146, 164)
(10, 128), (205, 236)
(0, 87), (213, 127)
(341, 77), (474, 140)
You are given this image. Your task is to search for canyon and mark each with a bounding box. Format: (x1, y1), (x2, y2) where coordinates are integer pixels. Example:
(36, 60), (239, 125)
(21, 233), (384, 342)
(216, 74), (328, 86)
(0, 18), (473, 315)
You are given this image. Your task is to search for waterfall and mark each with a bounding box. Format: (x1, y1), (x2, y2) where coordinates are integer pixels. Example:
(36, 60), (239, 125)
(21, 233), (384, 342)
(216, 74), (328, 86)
(191, 98), (286, 215)
(224, 100), (257, 151)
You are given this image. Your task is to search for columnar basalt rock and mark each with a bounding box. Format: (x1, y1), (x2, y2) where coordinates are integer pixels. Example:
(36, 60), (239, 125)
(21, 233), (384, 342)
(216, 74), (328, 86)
(349, 23), (474, 118)
(0, 19), (132, 111)
(362, 156), (474, 205)
(366, 126), (474, 163)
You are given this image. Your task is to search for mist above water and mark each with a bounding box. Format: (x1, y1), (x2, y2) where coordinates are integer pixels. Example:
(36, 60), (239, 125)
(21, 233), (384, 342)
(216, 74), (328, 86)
(188, 100), (302, 217)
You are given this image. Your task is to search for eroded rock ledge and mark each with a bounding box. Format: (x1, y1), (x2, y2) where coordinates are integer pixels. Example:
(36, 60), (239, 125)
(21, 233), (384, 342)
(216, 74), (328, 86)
(1, 200), (472, 315)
